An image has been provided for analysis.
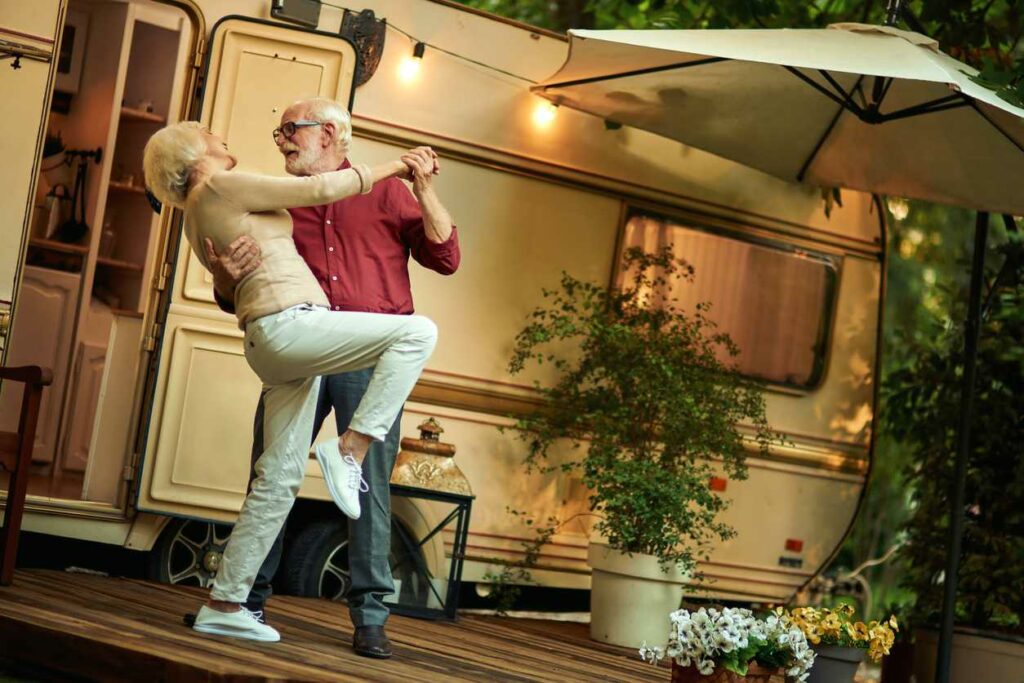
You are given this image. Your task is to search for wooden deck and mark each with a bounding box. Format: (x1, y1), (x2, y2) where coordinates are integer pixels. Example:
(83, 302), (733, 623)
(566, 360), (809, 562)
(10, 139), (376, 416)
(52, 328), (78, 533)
(0, 570), (666, 682)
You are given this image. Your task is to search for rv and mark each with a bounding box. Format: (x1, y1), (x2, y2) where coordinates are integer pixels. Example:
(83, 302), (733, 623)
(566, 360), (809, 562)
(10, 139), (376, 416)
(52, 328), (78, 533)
(0, 0), (882, 606)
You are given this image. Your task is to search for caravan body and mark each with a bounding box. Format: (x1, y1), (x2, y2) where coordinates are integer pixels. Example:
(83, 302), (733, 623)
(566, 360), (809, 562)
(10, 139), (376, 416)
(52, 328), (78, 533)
(0, 0), (882, 602)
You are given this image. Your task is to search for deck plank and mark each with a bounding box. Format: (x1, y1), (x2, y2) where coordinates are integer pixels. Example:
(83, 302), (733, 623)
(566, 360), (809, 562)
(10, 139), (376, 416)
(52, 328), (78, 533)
(0, 570), (664, 682)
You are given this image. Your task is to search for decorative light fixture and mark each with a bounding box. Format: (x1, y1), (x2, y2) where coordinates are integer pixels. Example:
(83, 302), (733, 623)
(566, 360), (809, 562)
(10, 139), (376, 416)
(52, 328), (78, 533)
(398, 41), (426, 83)
(388, 418), (474, 620)
(533, 100), (558, 127)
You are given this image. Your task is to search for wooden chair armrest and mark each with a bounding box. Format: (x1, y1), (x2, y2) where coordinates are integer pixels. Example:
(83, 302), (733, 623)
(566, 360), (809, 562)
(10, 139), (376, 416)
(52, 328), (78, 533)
(0, 365), (53, 386)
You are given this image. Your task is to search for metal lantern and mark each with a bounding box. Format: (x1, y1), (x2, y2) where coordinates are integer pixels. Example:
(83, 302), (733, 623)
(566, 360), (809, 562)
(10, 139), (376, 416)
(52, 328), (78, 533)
(390, 417), (473, 496)
(388, 418), (474, 620)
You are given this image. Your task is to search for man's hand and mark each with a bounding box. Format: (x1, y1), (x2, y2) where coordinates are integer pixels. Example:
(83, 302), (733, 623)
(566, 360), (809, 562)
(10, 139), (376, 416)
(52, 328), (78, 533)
(400, 147), (439, 198)
(204, 235), (262, 302)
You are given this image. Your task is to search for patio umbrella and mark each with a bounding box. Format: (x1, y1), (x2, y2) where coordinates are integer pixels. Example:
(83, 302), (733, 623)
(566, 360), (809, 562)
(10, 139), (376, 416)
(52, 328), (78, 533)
(533, 23), (1024, 214)
(533, 14), (1024, 683)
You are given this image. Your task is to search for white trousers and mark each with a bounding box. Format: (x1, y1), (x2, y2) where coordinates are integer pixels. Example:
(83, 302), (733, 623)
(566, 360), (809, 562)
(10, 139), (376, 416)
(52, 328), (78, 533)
(210, 304), (437, 603)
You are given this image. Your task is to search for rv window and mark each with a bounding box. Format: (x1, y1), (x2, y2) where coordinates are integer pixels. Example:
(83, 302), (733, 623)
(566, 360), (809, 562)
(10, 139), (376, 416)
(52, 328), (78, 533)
(619, 211), (838, 389)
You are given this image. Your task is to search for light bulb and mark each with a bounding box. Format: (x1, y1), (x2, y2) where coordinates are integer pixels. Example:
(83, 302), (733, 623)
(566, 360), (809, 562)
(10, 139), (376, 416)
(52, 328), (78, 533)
(398, 42), (426, 84)
(533, 101), (558, 127)
(398, 57), (421, 83)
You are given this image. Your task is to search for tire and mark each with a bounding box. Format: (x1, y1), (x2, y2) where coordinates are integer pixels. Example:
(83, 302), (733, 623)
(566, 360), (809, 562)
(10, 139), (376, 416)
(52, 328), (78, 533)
(282, 516), (431, 604)
(147, 518), (234, 588)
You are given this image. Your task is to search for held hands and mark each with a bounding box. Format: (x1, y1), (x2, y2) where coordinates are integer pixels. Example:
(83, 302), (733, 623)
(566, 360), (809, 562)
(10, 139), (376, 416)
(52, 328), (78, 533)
(399, 146), (440, 196)
(204, 235), (262, 300)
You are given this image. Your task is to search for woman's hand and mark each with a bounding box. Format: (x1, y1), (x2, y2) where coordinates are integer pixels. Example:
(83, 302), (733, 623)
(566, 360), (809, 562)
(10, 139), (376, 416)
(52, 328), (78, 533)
(400, 146), (440, 197)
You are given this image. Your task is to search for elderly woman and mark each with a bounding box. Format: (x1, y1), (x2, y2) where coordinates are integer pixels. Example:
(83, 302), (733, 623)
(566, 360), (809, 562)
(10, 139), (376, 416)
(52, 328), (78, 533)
(144, 122), (438, 643)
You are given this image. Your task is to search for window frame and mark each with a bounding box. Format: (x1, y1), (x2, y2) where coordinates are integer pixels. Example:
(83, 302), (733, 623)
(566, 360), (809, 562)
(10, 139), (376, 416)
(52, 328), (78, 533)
(611, 204), (843, 393)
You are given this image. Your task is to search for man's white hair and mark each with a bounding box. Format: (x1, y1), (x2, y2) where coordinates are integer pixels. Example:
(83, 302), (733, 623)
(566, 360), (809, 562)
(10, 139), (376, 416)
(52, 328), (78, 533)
(299, 97), (352, 154)
(143, 121), (206, 208)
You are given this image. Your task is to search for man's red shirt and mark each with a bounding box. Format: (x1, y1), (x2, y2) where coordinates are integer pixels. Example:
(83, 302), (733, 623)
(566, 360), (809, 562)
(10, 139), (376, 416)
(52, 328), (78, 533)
(286, 160), (460, 314)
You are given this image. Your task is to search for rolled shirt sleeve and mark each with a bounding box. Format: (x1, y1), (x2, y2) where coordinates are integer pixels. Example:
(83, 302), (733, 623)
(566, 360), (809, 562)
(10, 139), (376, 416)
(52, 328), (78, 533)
(389, 181), (461, 275)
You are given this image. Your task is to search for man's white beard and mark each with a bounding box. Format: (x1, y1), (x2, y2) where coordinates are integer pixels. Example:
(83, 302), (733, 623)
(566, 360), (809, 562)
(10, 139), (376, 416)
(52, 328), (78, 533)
(284, 145), (322, 176)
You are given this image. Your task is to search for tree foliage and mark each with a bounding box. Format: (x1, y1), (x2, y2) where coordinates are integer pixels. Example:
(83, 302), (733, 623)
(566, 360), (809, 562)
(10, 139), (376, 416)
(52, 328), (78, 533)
(883, 229), (1024, 635)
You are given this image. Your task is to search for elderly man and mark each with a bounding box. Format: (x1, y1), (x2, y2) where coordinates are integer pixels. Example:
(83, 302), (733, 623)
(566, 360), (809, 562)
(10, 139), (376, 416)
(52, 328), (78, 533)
(207, 96), (459, 658)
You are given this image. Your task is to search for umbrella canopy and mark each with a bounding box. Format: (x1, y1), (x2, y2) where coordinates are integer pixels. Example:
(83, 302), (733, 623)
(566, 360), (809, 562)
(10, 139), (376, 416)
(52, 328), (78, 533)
(534, 24), (1024, 214)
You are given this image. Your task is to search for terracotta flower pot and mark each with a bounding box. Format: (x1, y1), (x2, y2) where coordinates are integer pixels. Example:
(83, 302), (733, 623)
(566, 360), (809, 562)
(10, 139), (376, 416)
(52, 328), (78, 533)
(670, 662), (784, 683)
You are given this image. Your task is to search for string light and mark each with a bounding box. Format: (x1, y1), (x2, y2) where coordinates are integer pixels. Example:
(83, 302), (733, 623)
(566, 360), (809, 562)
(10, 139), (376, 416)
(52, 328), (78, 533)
(398, 41), (425, 83)
(321, 1), (536, 84)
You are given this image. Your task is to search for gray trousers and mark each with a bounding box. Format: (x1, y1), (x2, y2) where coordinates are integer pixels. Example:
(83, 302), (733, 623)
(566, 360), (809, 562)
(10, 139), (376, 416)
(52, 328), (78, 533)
(244, 368), (402, 627)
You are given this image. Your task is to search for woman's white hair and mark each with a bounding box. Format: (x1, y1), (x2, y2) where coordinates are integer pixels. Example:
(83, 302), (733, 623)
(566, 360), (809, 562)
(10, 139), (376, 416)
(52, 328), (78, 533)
(143, 121), (206, 208)
(301, 97), (352, 154)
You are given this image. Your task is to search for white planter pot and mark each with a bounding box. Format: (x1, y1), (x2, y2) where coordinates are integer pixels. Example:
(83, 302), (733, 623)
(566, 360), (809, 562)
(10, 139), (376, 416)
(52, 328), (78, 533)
(587, 542), (688, 650)
(913, 627), (1024, 683)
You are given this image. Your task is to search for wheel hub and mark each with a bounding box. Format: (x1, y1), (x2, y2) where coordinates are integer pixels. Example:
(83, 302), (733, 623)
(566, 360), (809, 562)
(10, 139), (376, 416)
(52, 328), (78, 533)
(202, 549), (222, 573)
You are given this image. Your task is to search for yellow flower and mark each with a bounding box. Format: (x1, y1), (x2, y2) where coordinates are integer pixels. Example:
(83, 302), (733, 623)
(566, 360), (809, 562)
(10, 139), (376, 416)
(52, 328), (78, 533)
(822, 613), (843, 640)
(845, 621), (870, 642)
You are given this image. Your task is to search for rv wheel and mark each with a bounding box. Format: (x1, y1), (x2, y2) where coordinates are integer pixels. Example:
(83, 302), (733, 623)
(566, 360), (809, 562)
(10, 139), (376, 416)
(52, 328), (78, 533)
(148, 518), (233, 588)
(282, 517), (431, 604)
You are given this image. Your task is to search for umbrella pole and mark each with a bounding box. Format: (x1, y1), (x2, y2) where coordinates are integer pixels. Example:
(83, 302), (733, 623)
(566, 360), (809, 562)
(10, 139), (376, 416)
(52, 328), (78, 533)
(935, 211), (988, 683)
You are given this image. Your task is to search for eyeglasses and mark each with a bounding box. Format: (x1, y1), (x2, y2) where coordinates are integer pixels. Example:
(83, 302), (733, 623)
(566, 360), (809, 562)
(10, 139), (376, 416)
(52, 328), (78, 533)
(272, 120), (323, 143)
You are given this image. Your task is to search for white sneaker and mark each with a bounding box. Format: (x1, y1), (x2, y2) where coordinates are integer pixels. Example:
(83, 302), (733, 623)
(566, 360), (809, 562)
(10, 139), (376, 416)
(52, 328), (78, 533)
(192, 605), (281, 642)
(314, 441), (368, 520)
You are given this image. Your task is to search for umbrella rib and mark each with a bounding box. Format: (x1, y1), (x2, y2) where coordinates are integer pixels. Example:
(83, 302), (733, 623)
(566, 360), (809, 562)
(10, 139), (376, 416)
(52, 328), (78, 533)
(535, 56), (727, 90)
(878, 94), (970, 122)
(877, 77), (896, 110)
(818, 70), (861, 108)
(796, 74), (866, 182)
(967, 99), (1024, 155)
(783, 66), (864, 115)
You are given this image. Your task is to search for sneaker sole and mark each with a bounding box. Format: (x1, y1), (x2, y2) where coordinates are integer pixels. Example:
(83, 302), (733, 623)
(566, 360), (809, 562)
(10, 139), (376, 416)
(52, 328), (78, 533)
(193, 623), (281, 642)
(314, 443), (361, 520)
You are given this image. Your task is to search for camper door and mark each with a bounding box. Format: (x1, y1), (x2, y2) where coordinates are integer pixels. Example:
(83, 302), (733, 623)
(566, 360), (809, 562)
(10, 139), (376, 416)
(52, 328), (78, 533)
(134, 18), (356, 520)
(0, 2), (65, 357)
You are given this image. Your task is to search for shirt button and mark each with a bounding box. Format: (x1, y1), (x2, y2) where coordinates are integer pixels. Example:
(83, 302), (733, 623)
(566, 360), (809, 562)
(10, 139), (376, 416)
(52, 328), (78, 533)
(331, 275), (338, 281)
(326, 220), (332, 225)
(328, 246), (334, 252)
(334, 306), (340, 311)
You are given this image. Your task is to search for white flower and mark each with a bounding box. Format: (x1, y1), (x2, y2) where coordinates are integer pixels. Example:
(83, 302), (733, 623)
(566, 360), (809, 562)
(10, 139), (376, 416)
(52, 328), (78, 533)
(638, 643), (664, 664)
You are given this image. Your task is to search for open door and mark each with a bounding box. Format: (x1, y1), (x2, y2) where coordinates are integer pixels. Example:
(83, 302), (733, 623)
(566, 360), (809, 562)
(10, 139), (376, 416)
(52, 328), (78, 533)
(134, 18), (356, 521)
(0, 2), (65, 358)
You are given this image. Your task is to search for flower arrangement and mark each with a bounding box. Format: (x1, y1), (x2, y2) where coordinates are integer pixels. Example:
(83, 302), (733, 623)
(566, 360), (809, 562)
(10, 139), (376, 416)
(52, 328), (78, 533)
(640, 607), (816, 681)
(786, 605), (899, 662)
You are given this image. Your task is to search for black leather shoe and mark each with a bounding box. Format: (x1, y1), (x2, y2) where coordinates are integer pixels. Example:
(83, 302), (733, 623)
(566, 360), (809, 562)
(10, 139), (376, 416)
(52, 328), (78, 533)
(353, 625), (393, 659)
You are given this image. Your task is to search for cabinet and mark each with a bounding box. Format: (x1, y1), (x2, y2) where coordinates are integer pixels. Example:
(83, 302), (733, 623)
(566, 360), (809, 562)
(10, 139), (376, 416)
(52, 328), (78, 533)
(0, 266), (81, 464)
(61, 341), (107, 473)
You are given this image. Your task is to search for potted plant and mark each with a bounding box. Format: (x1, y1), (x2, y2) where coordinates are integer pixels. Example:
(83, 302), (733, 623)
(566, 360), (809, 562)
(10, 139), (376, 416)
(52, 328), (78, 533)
(883, 237), (1024, 681)
(639, 606), (816, 682)
(507, 247), (777, 648)
(787, 605), (898, 682)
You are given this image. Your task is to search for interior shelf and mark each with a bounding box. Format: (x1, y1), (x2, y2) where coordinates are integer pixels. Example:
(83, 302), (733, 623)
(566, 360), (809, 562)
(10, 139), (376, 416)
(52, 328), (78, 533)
(96, 256), (144, 272)
(29, 238), (90, 254)
(120, 106), (165, 124)
(110, 308), (145, 319)
(108, 180), (147, 194)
